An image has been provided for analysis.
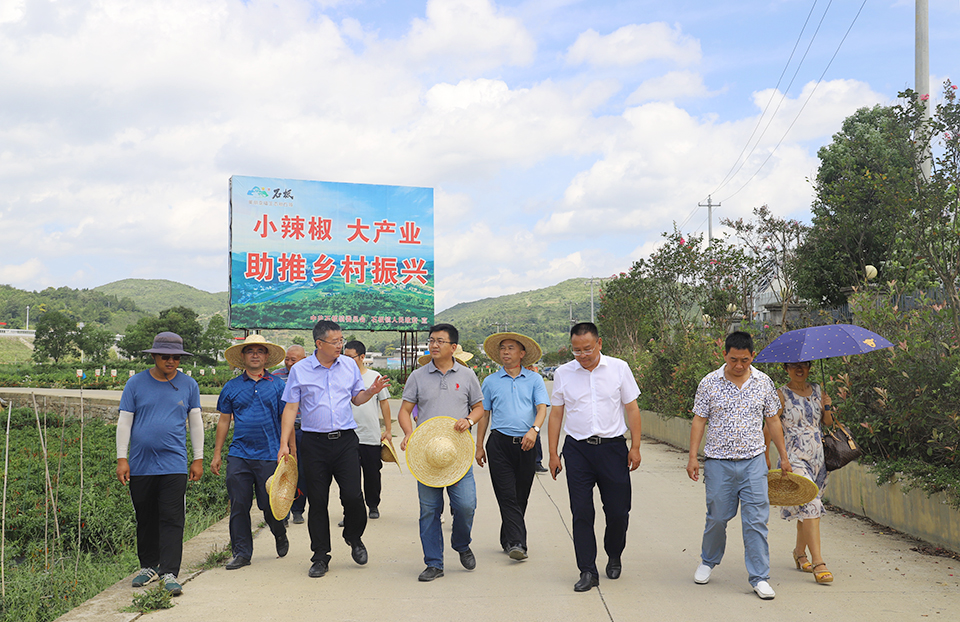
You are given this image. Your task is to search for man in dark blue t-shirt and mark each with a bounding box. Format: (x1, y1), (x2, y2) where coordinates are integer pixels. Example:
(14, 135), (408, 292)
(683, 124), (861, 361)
(212, 335), (289, 570)
(117, 332), (203, 596)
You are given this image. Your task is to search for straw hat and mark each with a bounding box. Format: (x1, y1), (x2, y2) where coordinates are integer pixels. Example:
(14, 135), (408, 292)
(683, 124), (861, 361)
(767, 469), (819, 506)
(483, 332), (542, 367)
(224, 334), (286, 370)
(417, 344), (474, 367)
(381, 438), (402, 471)
(405, 416), (474, 488)
(265, 454), (299, 520)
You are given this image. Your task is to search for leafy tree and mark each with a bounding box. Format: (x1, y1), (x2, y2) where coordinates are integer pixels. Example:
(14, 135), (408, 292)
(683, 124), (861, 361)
(75, 323), (116, 364)
(597, 267), (659, 353)
(201, 314), (233, 364)
(459, 338), (482, 360)
(291, 335), (306, 347)
(118, 307), (204, 360)
(886, 80), (960, 333)
(722, 204), (809, 328)
(32, 310), (78, 363)
(794, 105), (914, 306)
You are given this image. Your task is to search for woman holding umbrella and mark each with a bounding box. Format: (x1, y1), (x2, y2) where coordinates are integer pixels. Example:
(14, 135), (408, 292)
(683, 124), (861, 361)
(765, 360), (835, 584)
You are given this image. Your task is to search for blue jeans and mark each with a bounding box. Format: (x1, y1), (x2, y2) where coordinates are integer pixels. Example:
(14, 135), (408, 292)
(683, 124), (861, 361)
(417, 467), (476, 569)
(700, 453), (770, 586)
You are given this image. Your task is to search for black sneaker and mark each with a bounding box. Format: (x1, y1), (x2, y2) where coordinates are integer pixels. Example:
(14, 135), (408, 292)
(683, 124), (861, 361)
(131, 567), (158, 587)
(161, 573), (183, 596)
(369, 507), (380, 519)
(292, 512), (305, 524)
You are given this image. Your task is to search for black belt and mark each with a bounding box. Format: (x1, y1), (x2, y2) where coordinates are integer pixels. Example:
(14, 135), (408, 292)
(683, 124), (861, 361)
(493, 429), (527, 444)
(305, 430), (349, 440)
(577, 435), (624, 445)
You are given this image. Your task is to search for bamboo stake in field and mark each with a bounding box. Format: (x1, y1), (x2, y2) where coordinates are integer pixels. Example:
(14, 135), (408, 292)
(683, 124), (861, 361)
(31, 394), (60, 569)
(75, 378), (85, 578)
(2, 400), (13, 599)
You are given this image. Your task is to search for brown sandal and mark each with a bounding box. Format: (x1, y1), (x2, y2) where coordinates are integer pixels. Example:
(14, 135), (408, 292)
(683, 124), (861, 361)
(793, 551), (812, 573)
(812, 563), (833, 583)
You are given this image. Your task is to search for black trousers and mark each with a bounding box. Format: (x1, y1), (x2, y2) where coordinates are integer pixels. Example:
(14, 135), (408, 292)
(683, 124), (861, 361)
(358, 444), (383, 511)
(487, 430), (536, 551)
(300, 430), (366, 564)
(225, 456), (286, 559)
(563, 436), (632, 576)
(129, 473), (187, 577)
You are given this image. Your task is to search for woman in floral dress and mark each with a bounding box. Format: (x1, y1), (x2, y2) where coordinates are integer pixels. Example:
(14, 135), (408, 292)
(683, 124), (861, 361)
(767, 361), (835, 583)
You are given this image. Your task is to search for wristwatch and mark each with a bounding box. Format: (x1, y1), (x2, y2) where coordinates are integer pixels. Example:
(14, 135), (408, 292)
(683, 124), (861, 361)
(467, 418), (475, 427)
(532, 425), (541, 433)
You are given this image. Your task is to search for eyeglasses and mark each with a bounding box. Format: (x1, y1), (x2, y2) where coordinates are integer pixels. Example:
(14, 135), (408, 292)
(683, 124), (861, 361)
(318, 338), (345, 347)
(243, 348), (268, 356)
(159, 354), (182, 361)
(427, 338), (452, 346)
(571, 348), (595, 357)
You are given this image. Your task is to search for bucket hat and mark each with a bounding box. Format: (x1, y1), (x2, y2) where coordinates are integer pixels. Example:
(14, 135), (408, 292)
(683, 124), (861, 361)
(142, 332), (192, 356)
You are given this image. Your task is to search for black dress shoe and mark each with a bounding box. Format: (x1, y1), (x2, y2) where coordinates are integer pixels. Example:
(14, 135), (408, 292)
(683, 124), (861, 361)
(348, 540), (368, 565)
(535, 464), (548, 473)
(276, 533), (289, 558)
(418, 566), (444, 582)
(574, 571), (599, 592)
(606, 557), (621, 580)
(308, 560), (328, 578)
(225, 556), (250, 570)
(369, 507), (380, 519)
(459, 547), (476, 570)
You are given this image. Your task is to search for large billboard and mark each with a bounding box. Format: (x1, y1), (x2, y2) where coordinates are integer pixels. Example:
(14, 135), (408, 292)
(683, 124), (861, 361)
(229, 176), (434, 331)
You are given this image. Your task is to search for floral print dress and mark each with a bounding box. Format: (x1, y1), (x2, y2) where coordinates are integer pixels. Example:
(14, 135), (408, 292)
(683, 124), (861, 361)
(778, 384), (827, 521)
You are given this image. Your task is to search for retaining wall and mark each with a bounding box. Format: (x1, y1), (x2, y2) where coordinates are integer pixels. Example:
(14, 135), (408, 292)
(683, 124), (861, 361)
(641, 409), (960, 554)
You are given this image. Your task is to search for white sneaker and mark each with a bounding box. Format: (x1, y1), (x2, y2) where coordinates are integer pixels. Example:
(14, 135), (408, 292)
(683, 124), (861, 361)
(753, 580), (775, 599)
(694, 563), (712, 584)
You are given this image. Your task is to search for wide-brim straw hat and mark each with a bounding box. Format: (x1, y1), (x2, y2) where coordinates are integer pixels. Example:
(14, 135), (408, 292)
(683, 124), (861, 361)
(405, 416), (474, 488)
(381, 438), (402, 471)
(265, 455), (299, 520)
(767, 469), (819, 506)
(483, 332), (542, 367)
(417, 344), (474, 367)
(224, 334), (286, 369)
(142, 331), (192, 356)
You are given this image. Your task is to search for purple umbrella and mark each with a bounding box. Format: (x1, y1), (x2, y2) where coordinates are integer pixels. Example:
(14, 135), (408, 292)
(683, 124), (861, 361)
(753, 324), (893, 363)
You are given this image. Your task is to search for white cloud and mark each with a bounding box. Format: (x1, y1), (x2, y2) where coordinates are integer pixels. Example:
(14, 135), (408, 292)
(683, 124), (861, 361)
(626, 70), (717, 104)
(403, 0), (536, 73)
(566, 23), (701, 68)
(0, 258), (51, 290)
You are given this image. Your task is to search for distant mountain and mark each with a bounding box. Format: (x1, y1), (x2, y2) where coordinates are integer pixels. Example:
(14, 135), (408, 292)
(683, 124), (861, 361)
(436, 278), (598, 353)
(94, 279), (228, 320)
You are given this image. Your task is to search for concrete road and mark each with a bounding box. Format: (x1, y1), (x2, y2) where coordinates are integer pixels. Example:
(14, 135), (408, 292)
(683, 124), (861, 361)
(57, 438), (958, 622)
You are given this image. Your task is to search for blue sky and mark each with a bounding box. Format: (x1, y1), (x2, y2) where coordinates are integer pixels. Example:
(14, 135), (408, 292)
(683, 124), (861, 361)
(0, 0), (956, 312)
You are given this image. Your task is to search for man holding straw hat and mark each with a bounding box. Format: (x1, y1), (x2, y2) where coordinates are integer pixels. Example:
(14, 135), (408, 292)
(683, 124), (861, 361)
(211, 334), (289, 570)
(475, 332), (548, 561)
(278, 320), (390, 579)
(398, 323), (483, 582)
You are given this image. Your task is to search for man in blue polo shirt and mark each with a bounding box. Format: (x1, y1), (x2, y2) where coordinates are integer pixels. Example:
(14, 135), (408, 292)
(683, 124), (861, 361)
(474, 332), (548, 561)
(278, 320), (389, 579)
(212, 335), (289, 570)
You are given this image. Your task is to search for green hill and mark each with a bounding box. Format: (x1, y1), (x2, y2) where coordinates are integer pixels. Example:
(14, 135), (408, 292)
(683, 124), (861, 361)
(94, 279), (228, 320)
(435, 278), (598, 353)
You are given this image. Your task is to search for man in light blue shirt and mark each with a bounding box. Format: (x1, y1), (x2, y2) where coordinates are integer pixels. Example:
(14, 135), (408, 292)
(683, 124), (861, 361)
(278, 321), (389, 579)
(475, 332), (548, 561)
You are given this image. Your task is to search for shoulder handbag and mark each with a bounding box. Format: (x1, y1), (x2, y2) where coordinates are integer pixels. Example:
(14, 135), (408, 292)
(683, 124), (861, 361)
(822, 419), (862, 471)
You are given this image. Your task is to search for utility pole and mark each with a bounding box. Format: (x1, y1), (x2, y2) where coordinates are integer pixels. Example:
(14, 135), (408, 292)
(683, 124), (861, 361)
(699, 196), (720, 247)
(916, 0), (931, 181)
(567, 303), (575, 327)
(585, 278), (602, 323)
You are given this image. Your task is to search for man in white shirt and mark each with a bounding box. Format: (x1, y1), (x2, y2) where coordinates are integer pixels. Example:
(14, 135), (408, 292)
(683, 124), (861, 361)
(344, 340), (392, 520)
(548, 322), (642, 593)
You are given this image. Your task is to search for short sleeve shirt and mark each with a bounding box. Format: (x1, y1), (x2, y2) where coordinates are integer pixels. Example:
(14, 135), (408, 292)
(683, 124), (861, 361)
(402, 361), (482, 426)
(352, 369), (391, 445)
(481, 367), (549, 436)
(119, 370), (201, 476)
(281, 352), (365, 433)
(550, 355), (640, 440)
(692, 365), (781, 460)
(216, 371), (286, 461)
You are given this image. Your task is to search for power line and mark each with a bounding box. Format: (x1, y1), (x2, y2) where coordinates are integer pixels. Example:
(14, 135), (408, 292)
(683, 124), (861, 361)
(707, 0), (824, 200)
(718, 0), (868, 204)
